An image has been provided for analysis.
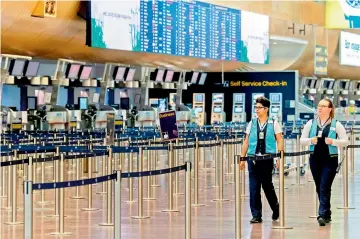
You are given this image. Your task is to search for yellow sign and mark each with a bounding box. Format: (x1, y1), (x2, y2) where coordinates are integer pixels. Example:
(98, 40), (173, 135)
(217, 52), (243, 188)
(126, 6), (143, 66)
(159, 111), (175, 118)
(326, 0), (360, 29)
(70, 122), (77, 127)
(229, 80), (288, 87)
(115, 120), (123, 126)
(12, 123), (22, 129)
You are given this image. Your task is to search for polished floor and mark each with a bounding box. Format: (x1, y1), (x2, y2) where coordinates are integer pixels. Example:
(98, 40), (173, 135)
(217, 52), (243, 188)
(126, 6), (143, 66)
(1, 144), (360, 239)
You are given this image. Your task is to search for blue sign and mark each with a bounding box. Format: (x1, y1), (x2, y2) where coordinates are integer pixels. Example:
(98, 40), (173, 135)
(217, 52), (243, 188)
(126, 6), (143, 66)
(159, 111), (178, 141)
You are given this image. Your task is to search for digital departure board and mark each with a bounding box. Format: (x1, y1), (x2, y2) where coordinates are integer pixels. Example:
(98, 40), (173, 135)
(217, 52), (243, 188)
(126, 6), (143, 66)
(90, 0), (269, 64)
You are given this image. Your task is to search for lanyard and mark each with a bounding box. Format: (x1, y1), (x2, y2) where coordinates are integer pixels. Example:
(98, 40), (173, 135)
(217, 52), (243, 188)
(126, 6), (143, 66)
(318, 117), (330, 130)
(258, 119), (268, 132)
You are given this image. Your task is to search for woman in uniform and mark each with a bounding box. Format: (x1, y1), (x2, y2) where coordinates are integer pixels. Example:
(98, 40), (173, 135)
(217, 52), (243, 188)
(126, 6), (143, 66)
(300, 99), (349, 226)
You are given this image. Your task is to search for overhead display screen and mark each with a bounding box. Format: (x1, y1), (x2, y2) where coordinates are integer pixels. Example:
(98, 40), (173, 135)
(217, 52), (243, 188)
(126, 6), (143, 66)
(89, 0), (269, 64)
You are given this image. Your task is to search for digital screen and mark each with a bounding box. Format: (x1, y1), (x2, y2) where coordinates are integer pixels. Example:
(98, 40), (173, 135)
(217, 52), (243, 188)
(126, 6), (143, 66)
(149, 99), (159, 106)
(79, 97), (88, 110)
(194, 106), (203, 113)
(270, 94), (281, 103)
(79, 66), (93, 80)
(191, 72), (199, 84)
(165, 70), (174, 82)
(155, 69), (165, 82)
(253, 93), (264, 101)
(120, 97), (130, 109)
(27, 97), (37, 110)
(340, 100), (347, 107)
(126, 68), (136, 81)
(271, 106), (280, 113)
(9, 59), (26, 76)
(194, 94), (203, 103)
(234, 94), (243, 103)
(66, 64), (81, 79)
(25, 61), (40, 77)
(356, 101), (360, 107)
(213, 106), (222, 113)
(114, 66), (126, 80)
(310, 80), (316, 88)
(323, 80), (330, 88)
(345, 82), (350, 90)
(329, 81), (334, 89)
(89, 1), (269, 64)
(234, 106), (243, 113)
(212, 93), (223, 103)
(198, 73), (207, 85)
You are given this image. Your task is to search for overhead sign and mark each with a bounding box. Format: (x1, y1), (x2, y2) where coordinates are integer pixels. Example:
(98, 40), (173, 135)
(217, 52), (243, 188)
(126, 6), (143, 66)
(314, 45), (328, 75)
(159, 111), (178, 141)
(339, 31), (360, 67)
(326, 0), (360, 29)
(241, 11), (270, 64)
(229, 80), (288, 87)
(89, 1), (270, 64)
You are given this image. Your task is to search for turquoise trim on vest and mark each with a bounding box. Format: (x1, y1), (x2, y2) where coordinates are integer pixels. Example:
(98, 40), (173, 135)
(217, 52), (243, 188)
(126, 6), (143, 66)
(248, 117), (277, 156)
(309, 119), (338, 155)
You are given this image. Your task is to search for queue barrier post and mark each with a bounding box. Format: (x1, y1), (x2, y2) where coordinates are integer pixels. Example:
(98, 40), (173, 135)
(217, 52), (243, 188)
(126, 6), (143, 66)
(23, 181), (33, 239)
(338, 147), (355, 210)
(235, 156), (242, 239)
(114, 170), (122, 239)
(192, 138), (205, 207)
(272, 151), (293, 230)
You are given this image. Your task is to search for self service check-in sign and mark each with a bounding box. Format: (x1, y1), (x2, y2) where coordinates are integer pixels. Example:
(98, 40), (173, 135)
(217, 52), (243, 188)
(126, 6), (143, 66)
(229, 80), (288, 87)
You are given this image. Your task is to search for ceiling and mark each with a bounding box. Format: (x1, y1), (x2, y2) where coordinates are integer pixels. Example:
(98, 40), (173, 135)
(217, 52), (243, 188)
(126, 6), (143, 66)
(1, 1), (360, 79)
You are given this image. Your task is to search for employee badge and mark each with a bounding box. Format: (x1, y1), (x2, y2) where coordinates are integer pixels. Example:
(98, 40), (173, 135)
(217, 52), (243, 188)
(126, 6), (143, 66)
(259, 131), (265, 139)
(317, 130), (323, 138)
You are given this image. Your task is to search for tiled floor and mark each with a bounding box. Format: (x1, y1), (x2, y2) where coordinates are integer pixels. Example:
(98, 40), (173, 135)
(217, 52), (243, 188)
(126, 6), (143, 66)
(1, 145), (359, 239)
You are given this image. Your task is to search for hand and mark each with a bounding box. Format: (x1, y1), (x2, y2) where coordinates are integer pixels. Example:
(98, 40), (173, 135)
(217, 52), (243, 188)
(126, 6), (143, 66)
(275, 159), (279, 169)
(311, 137), (318, 145)
(240, 161), (246, 171)
(325, 137), (333, 145)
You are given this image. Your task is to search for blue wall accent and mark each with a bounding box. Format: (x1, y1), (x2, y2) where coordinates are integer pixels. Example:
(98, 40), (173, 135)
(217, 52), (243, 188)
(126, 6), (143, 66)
(1, 85), (21, 110)
(57, 87), (68, 106)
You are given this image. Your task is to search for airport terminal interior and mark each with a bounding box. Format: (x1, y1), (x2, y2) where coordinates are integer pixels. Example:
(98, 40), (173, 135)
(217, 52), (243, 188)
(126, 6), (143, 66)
(1, 0), (360, 239)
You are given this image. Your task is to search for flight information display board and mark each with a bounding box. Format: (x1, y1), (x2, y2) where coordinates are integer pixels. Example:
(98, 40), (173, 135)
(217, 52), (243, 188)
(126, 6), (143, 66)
(90, 0), (268, 64)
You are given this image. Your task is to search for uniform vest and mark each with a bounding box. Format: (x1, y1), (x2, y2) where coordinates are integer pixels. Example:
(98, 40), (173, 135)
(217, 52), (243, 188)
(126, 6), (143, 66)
(309, 118), (338, 155)
(248, 117), (276, 156)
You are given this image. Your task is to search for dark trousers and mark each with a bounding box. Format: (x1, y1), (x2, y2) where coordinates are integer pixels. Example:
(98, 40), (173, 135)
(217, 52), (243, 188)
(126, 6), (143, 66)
(309, 154), (338, 219)
(248, 159), (279, 218)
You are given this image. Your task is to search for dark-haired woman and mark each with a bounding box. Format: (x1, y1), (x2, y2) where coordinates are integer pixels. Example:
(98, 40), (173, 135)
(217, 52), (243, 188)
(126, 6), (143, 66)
(300, 99), (349, 226)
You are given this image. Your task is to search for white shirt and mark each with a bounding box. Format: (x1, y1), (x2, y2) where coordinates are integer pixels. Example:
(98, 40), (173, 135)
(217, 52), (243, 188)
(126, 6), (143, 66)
(245, 119), (283, 135)
(300, 118), (349, 147)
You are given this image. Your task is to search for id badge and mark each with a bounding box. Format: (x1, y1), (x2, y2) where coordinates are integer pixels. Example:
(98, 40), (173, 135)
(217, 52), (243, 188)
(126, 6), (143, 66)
(317, 130), (323, 138)
(259, 132), (265, 139)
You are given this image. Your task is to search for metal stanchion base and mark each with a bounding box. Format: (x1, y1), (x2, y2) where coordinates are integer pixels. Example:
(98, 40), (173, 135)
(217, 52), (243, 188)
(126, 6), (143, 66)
(0, 196), (6, 199)
(175, 192), (185, 196)
(272, 226), (293, 229)
(192, 204), (206, 207)
(337, 207), (355, 209)
(161, 209), (180, 212)
(151, 185), (161, 187)
(46, 215), (68, 218)
(225, 173), (234, 176)
(308, 215), (318, 218)
(130, 216), (151, 219)
(123, 200), (136, 203)
(36, 201), (54, 205)
(96, 192), (107, 195)
(212, 199), (230, 202)
(50, 232), (72, 236)
(241, 195), (249, 198)
(3, 221), (23, 225)
(80, 208), (99, 211)
(211, 186), (219, 188)
(98, 223), (115, 226)
(70, 196), (85, 200)
(144, 197), (156, 201)
(308, 180), (314, 182)
(291, 183), (305, 186)
(1, 207), (11, 211)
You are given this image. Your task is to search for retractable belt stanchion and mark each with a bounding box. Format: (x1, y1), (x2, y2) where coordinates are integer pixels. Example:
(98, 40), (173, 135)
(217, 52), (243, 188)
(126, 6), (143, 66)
(162, 143), (180, 212)
(338, 147), (355, 210)
(81, 144), (99, 211)
(96, 153), (107, 195)
(144, 147), (155, 201)
(4, 150), (23, 225)
(185, 160), (192, 239)
(308, 182), (319, 218)
(213, 136), (219, 188)
(272, 150), (293, 229)
(213, 140), (229, 202)
(131, 147), (150, 219)
(114, 170), (122, 239)
(192, 138), (205, 207)
(50, 153), (72, 236)
(37, 144), (53, 204)
(24, 180), (33, 239)
(47, 147), (60, 217)
(0, 154), (6, 198)
(3, 154), (12, 210)
(71, 140), (85, 200)
(235, 156), (242, 239)
(294, 134), (304, 186)
(350, 129), (354, 174)
(99, 148), (115, 226)
(124, 151), (135, 203)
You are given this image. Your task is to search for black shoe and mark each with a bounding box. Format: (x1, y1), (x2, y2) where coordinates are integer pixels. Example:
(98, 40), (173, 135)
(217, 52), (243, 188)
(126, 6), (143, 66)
(325, 217), (332, 223)
(317, 217), (326, 226)
(272, 210), (279, 221)
(250, 217), (263, 223)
